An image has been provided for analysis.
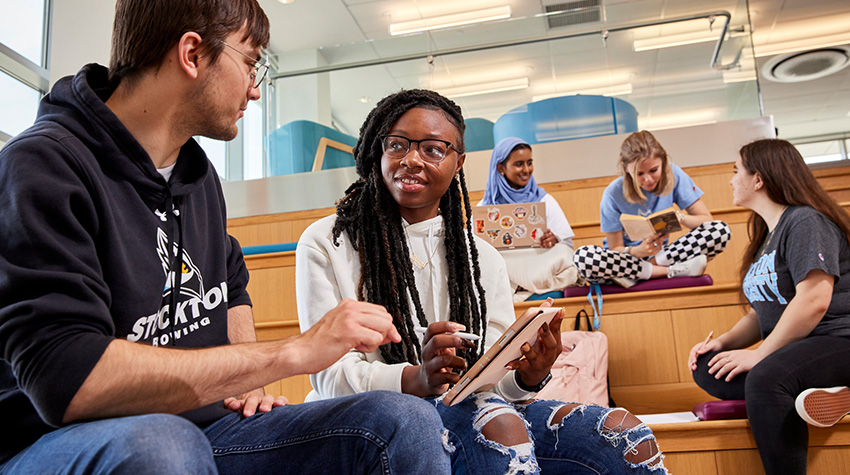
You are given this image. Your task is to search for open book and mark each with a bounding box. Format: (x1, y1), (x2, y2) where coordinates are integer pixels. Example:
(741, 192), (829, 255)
(442, 306), (562, 406)
(619, 207), (682, 241)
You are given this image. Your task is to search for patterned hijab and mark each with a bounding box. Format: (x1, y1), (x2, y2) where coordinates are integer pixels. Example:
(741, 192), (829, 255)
(481, 137), (546, 205)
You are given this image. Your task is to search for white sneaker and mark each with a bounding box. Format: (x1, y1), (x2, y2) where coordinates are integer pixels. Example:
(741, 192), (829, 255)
(795, 386), (850, 428)
(666, 254), (707, 279)
(611, 276), (637, 288)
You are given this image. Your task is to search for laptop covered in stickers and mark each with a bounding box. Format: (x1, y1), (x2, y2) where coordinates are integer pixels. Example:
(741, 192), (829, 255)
(471, 201), (547, 249)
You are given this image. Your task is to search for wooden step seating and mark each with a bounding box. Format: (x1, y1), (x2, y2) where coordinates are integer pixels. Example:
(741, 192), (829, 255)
(233, 162), (850, 474)
(652, 417), (850, 474)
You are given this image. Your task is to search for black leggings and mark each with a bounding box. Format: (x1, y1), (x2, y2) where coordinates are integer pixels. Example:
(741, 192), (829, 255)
(692, 335), (850, 475)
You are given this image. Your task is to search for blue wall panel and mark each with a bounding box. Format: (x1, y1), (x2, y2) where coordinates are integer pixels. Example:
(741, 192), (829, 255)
(268, 120), (357, 176)
(493, 95), (638, 145)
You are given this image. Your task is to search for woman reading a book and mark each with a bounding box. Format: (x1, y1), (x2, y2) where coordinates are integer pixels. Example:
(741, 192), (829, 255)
(688, 139), (850, 475)
(296, 89), (666, 474)
(479, 137), (581, 300)
(573, 130), (731, 287)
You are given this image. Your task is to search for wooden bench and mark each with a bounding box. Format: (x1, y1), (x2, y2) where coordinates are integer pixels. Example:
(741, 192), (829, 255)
(653, 417), (850, 474)
(235, 163), (850, 474)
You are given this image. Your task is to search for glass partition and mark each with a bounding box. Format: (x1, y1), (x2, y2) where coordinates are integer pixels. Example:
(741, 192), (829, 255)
(232, 0), (762, 181)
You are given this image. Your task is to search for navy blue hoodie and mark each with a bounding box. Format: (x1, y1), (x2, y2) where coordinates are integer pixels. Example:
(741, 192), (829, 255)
(0, 64), (252, 463)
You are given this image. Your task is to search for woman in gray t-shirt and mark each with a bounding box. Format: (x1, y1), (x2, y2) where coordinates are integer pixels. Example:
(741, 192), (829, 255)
(688, 139), (850, 475)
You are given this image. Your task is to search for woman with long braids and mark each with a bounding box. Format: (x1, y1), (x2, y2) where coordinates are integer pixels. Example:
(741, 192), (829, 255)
(296, 89), (667, 474)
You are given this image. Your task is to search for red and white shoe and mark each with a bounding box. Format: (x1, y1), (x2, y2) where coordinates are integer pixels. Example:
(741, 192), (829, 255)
(795, 386), (850, 428)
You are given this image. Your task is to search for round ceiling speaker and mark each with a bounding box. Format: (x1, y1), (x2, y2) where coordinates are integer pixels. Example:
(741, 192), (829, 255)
(762, 46), (850, 83)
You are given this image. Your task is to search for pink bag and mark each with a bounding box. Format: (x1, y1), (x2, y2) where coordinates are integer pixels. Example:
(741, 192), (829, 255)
(537, 310), (611, 407)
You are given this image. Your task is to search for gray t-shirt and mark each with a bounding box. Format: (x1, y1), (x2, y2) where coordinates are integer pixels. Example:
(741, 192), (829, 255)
(743, 206), (850, 339)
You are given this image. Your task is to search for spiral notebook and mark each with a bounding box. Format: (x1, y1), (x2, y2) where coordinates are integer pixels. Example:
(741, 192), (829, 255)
(471, 202), (547, 249)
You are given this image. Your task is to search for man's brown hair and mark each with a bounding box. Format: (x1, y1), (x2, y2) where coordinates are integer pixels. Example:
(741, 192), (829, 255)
(109, 0), (270, 88)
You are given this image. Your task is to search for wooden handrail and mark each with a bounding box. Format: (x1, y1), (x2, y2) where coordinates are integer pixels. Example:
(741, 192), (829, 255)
(312, 137), (354, 172)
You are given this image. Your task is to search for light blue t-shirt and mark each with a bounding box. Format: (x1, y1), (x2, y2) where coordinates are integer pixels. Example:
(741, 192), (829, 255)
(600, 164), (703, 247)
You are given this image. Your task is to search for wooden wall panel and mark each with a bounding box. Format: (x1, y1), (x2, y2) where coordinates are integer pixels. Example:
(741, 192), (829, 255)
(548, 187), (608, 224)
(245, 266), (298, 324)
(670, 305), (750, 383)
(715, 450), (764, 475)
(602, 310), (679, 387)
(662, 452), (717, 475)
(808, 446), (850, 474)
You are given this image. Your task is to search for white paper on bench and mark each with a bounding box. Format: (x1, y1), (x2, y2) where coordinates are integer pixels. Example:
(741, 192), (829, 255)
(636, 412), (699, 424)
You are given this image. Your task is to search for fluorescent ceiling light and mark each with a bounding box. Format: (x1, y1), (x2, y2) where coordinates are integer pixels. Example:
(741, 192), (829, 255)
(438, 78), (528, 98)
(390, 6), (512, 36)
(532, 83), (633, 102)
(753, 32), (850, 58)
(633, 30), (721, 52)
(639, 110), (719, 131)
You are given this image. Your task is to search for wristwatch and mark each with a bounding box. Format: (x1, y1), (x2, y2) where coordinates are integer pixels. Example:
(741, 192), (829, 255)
(515, 371), (552, 393)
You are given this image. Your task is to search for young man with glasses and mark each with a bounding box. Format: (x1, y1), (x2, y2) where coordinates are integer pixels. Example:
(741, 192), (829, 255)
(0, 1), (449, 473)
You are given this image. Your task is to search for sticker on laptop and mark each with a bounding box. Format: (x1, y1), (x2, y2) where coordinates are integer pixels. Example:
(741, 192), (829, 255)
(528, 204), (544, 225)
(513, 206), (527, 220)
(514, 225), (527, 239)
(487, 208), (501, 222)
(530, 228), (544, 241)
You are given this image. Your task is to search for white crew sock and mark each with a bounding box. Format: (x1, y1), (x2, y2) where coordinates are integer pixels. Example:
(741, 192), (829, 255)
(654, 250), (672, 266)
(638, 261), (653, 280)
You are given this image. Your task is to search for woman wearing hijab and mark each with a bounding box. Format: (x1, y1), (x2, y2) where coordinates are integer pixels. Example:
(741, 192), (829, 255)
(480, 137), (574, 248)
(479, 137), (580, 300)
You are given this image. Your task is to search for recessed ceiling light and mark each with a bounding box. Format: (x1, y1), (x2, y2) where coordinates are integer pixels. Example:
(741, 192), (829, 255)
(389, 6), (512, 36)
(438, 78), (528, 98)
(633, 30), (720, 52)
(359, 96), (371, 103)
(278, 0), (295, 4)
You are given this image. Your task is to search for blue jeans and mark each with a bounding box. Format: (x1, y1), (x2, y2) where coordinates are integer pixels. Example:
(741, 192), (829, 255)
(692, 335), (850, 475)
(0, 391), (450, 475)
(434, 392), (667, 474)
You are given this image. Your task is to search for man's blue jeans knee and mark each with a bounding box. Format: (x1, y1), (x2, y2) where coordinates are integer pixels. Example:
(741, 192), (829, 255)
(1, 392), (450, 475)
(205, 391), (450, 474)
(0, 413), (215, 474)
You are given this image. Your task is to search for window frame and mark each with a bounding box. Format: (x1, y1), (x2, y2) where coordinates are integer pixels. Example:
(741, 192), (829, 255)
(0, 0), (52, 141)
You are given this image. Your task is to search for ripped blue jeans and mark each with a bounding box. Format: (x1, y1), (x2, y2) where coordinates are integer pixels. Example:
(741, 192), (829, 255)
(433, 392), (667, 475)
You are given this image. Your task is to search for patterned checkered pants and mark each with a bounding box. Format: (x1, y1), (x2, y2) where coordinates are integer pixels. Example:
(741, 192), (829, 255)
(573, 220), (731, 283)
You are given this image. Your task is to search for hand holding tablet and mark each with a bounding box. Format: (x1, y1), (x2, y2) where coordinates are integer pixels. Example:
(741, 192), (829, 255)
(442, 306), (563, 406)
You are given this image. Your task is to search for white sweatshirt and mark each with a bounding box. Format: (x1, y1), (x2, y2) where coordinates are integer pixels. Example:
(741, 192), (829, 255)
(296, 214), (533, 402)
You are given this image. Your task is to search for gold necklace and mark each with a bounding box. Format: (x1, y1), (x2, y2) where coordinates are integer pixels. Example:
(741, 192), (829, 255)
(405, 225), (440, 270)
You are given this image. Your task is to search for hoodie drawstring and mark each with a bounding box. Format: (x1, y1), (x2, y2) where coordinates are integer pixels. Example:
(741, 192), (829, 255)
(163, 193), (184, 346)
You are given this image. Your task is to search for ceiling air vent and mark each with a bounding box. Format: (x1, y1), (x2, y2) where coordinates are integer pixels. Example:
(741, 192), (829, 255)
(762, 47), (850, 83)
(544, 0), (602, 29)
